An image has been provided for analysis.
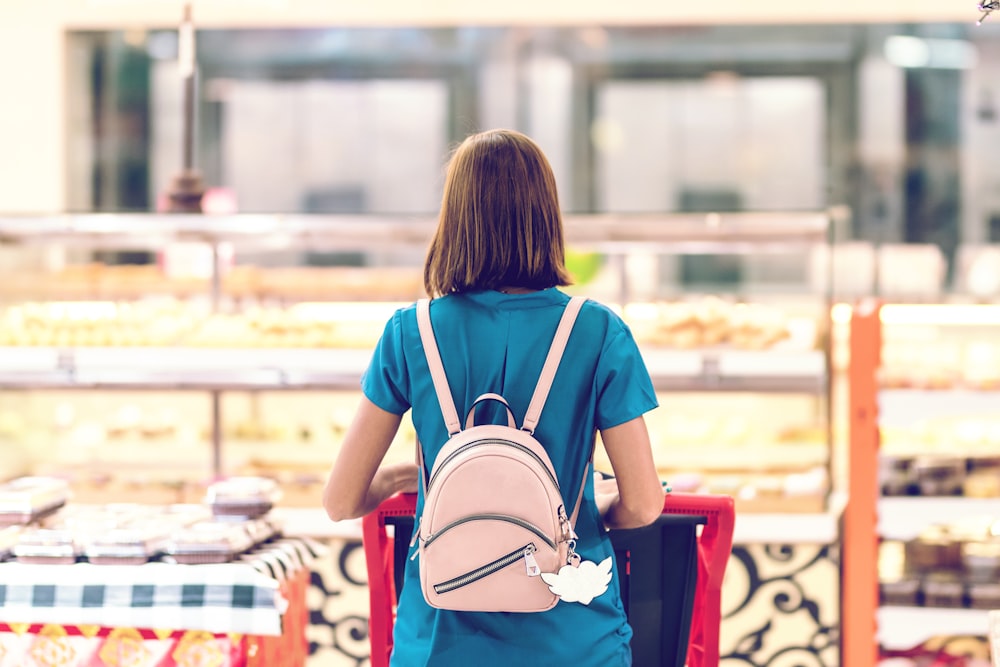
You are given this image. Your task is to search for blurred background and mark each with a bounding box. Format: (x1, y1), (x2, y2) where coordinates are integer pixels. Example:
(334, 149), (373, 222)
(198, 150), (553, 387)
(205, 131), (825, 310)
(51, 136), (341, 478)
(2, 3), (1000, 667)
(4, 2), (1000, 282)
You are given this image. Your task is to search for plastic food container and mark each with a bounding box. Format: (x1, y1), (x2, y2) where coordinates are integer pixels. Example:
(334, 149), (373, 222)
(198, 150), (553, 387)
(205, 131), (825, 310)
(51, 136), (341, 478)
(968, 581), (1000, 610)
(921, 572), (965, 608)
(13, 528), (79, 564)
(205, 477), (281, 519)
(879, 577), (921, 606)
(905, 527), (963, 573)
(82, 526), (170, 565)
(913, 457), (966, 497)
(961, 539), (1000, 579)
(879, 455), (916, 496)
(0, 477), (69, 526)
(164, 521), (255, 564)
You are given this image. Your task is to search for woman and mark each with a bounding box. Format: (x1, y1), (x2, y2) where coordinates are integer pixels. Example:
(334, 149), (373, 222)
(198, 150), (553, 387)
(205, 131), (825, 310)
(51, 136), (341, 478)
(324, 128), (664, 666)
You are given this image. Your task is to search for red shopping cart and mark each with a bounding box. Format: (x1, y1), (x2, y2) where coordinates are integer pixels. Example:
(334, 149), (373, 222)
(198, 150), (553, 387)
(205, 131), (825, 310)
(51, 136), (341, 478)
(362, 492), (734, 667)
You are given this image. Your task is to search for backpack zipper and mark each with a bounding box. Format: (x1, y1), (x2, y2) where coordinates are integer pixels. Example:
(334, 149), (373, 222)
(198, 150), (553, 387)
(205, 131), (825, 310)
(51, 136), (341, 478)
(423, 513), (556, 550)
(427, 438), (559, 491)
(433, 543), (537, 595)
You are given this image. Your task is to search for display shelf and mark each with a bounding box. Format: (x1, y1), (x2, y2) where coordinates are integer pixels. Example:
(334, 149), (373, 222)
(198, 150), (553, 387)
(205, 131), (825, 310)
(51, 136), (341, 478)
(878, 497), (1000, 541)
(846, 302), (1000, 667)
(878, 388), (1000, 426)
(0, 212), (829, 251)
(0, 346), (825, 393)
(645, 348), (826, 393)
(0, 347), (64, 372)
(878, 606), (990, 650)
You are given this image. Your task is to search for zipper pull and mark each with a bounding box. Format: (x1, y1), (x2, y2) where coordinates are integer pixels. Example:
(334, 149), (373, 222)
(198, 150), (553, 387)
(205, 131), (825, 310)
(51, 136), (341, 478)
(557, 504), (572, 541)
(409, 518), (422, 561)
(409, 518), (421, 548)
(524, 545), (540, 577)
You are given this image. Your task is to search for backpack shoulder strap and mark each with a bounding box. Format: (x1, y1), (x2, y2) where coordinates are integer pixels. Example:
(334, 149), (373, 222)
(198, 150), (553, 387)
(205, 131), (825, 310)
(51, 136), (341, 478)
(416, 298), (461, 437)
(521, 296), (586, 434)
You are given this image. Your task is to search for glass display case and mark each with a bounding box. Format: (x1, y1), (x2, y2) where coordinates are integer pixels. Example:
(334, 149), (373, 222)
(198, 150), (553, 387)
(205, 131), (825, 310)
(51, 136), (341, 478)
(0, 210), (835, 511)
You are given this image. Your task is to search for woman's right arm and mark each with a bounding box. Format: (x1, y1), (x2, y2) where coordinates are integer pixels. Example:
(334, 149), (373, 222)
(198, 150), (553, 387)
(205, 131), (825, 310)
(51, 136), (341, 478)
(598, 415), (665, 530)
(322, 396), (417, 521)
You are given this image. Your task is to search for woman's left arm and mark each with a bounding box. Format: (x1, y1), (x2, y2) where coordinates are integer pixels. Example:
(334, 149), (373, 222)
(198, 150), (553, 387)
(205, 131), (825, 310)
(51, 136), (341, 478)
(323, 396), (419, 521)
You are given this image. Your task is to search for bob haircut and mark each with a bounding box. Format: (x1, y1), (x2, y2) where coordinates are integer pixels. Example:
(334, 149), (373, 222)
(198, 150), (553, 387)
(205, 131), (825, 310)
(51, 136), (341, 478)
(423, 129), (573, 297)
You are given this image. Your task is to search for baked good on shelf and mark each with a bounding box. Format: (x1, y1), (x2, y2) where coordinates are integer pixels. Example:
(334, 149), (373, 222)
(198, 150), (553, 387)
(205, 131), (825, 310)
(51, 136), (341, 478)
(640, 296), (793, 350)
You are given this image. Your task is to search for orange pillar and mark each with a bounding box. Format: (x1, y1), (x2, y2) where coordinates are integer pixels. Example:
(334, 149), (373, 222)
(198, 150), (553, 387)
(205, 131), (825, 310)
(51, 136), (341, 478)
(843, 300), (882, 667)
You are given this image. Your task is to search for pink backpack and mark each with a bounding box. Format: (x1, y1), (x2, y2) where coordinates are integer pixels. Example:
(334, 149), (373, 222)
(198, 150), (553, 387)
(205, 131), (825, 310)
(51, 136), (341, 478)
(414, 296), (589, 612)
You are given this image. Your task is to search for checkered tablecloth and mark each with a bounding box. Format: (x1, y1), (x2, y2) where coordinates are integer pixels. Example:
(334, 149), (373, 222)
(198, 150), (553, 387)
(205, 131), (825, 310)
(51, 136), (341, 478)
(0, 537), (324, 637)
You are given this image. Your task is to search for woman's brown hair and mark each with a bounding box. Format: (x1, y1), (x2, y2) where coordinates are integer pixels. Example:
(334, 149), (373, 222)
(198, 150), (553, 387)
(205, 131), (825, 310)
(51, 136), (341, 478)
(423, 129), (573, 297)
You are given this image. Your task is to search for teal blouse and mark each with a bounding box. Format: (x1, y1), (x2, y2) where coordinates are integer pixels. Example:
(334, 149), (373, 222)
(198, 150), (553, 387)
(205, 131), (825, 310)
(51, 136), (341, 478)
(361, 288), (658, 667)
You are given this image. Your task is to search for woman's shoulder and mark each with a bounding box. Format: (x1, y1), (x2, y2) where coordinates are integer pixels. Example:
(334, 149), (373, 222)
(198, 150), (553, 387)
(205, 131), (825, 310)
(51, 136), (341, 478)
(576, 295), (631, 336)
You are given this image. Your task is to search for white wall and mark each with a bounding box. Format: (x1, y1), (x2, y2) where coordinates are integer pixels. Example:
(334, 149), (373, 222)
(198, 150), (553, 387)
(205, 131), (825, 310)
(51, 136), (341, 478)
(0, 0), (975, 213)
(0, 2), (66, 213)
(52, 0), (980, 29)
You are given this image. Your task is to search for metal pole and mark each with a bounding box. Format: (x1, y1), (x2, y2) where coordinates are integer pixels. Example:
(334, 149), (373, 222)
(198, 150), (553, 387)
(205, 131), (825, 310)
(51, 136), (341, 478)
(179, 2), (195, 172)
(211, 389), (222, 477)
(165, 1), (204, 214)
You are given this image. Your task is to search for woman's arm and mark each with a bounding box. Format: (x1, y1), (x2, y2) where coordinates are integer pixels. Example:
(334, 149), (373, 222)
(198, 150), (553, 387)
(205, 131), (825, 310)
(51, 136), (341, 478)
(597, 415), (665, 530)
(323, 396), (419, 521)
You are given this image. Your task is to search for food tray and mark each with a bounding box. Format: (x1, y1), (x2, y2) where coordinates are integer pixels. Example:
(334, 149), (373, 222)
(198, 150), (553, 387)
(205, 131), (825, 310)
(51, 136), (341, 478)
(13, 528), (79, 564)
(0, 476), (69, 526)
(921, 573), (965, 608)
(164, 521), (255, 564)
(82, 526), (171, 565)
(205, 477), (281, 518)
(961, 540), (1000, 579)
(968, 581), (1000, 610)
(880, 578), (921, 606)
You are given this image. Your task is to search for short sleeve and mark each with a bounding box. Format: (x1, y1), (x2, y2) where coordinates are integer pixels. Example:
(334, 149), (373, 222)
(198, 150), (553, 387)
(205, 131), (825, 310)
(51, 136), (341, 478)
(594, 323), (658, 430)
(361, 310), (411, 415)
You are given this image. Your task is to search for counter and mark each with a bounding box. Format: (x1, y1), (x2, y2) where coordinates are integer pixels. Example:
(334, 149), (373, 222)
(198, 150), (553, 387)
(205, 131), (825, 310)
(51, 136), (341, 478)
(0, 537), (322, 667)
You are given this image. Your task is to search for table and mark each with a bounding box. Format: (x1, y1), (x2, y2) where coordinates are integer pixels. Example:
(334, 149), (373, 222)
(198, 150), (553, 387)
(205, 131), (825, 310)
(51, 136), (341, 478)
(0, 537), (323, 667)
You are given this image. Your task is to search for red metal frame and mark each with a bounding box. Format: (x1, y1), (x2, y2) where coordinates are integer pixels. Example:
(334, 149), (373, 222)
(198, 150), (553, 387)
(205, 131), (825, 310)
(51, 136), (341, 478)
(362, 491), (735, 667)
(842, 300), (882, 667)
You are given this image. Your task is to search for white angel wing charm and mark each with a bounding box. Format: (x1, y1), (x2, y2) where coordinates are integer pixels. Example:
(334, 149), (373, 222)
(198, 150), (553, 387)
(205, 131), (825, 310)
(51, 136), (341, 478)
(540, 557), (614, 605)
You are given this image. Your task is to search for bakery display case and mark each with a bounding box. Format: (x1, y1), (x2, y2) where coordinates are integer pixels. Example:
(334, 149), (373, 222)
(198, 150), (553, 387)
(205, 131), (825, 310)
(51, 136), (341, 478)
(844, 303), (1000, 667)
(0, 211), (835, 513)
